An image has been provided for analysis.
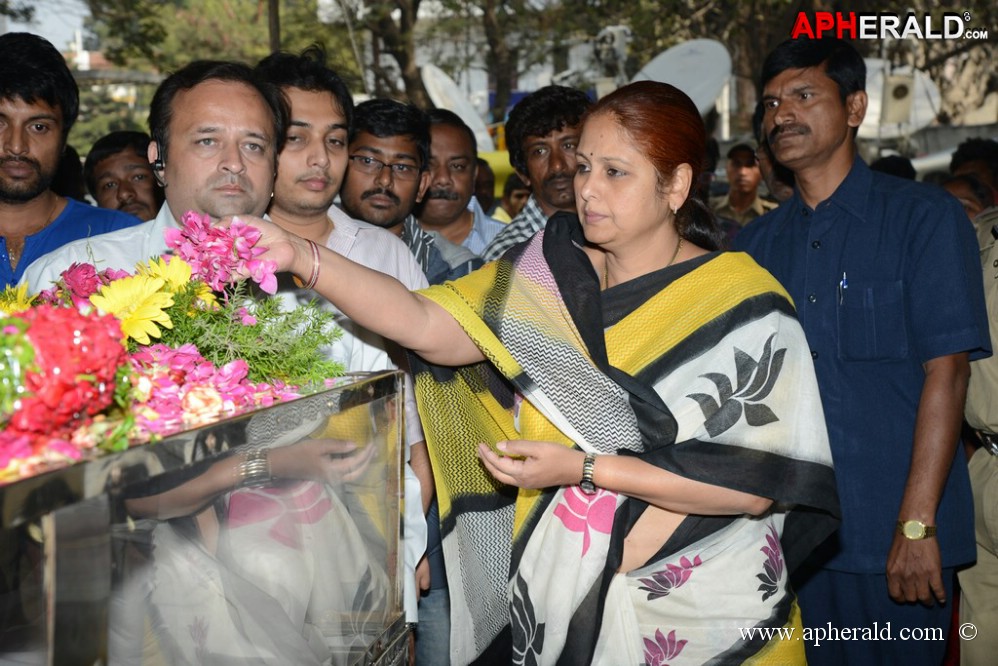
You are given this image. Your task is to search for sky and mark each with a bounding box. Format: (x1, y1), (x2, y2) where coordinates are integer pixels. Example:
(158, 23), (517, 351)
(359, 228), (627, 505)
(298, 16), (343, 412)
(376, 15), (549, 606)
(6, 0), (89, 50)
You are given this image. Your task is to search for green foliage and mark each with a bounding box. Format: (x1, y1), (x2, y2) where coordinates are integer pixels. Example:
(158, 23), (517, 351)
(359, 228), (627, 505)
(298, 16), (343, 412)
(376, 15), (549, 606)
(149, 281), (343, 386)
(71, 85), (151, 157)
(0, 0), (33, 22)
(85, 0), (360, 76)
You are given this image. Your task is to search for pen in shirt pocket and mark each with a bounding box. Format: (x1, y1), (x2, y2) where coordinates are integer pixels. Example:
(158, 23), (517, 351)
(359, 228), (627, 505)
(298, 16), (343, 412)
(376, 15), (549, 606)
(838, 272), (848, 304)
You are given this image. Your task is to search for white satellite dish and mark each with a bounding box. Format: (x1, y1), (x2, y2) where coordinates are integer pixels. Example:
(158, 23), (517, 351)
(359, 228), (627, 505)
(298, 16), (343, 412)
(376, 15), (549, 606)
(421, 63), (495, 152)
(859, 58), (940, 140)
(631, 39), (731, 115)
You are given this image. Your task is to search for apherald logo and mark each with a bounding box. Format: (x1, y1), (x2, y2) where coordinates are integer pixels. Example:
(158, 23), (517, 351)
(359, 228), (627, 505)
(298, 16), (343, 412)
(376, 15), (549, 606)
(791, 11), (988, 41)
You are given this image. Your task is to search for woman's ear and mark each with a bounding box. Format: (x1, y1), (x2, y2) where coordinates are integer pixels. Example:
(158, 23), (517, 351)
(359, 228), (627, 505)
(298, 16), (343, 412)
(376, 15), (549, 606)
(668, 163), (694, 212)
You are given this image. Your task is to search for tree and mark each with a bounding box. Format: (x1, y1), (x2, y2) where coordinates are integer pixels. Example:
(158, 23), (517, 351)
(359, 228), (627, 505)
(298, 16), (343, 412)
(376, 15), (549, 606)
(84, 0), (360, 80)
(0, 0), (32, 22)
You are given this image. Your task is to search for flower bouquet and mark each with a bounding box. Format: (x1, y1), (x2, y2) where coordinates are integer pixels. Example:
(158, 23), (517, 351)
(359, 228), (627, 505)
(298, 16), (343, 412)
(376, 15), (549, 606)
(0, 212), (342, 483)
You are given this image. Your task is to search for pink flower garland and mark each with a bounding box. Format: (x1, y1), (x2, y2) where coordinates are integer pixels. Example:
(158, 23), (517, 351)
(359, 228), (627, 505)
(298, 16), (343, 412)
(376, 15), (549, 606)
(128, 344), (299, 437)
(164, 211), (278, 294)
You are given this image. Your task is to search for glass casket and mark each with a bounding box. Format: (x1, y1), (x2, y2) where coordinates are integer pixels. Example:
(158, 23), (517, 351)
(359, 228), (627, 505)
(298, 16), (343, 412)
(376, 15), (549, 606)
(0, 371), (407, 665)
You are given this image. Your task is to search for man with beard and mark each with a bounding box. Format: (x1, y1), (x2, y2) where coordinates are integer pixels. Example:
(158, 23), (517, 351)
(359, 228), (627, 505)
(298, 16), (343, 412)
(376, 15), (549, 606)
(83, 131), (165, 222)
(482, 85), (591, 261)
(0, 33), (141, 287)
(416, 109), (503, 255)
(339, 99), (480, 285)
(735, 38), (989, 665)
(22, 60), (287, 291)
(710, 142), (777, 227)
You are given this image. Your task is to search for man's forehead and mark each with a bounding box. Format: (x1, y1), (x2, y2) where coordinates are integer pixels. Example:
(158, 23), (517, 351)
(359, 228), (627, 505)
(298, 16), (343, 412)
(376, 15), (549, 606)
(0, 94), (63, 119)
(431, 125), (473, 152)
(763, 65), (834, 94)
(351, 132), (419, 158)
(285, 87), (347, 126)
(96, 149), (150, 173)
(527, 125), (581, 143)
(173, 81), (270, 123)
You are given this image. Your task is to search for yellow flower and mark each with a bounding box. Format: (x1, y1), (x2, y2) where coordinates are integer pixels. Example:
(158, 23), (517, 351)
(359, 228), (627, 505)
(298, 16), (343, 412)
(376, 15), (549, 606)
(139, 256), (217, 309)
(0, 283), (34, 313)
(90, 275), (174, 345)
(193, 283), (218, 309)
(138, 256), (191, 291)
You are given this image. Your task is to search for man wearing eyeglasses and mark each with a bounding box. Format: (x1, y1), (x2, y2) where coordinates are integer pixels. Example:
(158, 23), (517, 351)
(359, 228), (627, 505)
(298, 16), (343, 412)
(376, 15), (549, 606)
(339, 98), (481, 285)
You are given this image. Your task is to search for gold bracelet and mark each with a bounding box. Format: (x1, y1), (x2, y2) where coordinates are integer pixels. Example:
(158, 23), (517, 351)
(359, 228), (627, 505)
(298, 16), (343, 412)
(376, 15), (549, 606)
(236, 448), (272, 488)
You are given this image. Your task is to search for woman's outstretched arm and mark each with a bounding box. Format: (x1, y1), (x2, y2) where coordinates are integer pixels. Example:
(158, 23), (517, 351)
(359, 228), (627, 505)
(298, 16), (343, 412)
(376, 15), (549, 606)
(232, 215), (485, 366)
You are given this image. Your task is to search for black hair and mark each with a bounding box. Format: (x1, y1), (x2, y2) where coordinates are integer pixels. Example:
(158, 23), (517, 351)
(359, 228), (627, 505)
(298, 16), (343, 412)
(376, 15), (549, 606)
(761, 38), (866, 103)
(254, 44), (354, 136)
(351, 98), (430, 169)
(51, 144), (87, 202)
(505, 85), (592, 174)
(502, 172), (528, 197)
(0, 33), (79, 139)
(870, 154), (916, 180)
(942, 173), (995, 210)
(950, 138), (998, 184)
(83, 131), (153, 197)
(426, 108), (477, 155)
(148, 60), (289, 165)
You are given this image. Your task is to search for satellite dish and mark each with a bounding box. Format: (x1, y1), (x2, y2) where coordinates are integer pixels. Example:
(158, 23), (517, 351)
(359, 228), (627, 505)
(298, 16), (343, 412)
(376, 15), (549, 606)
(631, 39), (731, 115)
(421, 64), (495, 152)
(860, 58), (940, 140)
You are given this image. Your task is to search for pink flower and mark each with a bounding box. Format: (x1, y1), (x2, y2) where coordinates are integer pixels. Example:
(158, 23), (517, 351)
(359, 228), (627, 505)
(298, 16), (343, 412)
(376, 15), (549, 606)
(0, 431), (33, 469)
(61, 262), (102, 305)
(643, 629), (687, 666)
(553, 485), (616, 556)
(100, 268), (132, 282)
(166, 211), (277, 294)
(237, 307), (257, 326)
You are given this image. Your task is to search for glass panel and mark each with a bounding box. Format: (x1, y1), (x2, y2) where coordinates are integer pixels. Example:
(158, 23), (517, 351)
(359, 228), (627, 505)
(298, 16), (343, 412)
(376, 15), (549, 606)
(0, 372), (404, 666)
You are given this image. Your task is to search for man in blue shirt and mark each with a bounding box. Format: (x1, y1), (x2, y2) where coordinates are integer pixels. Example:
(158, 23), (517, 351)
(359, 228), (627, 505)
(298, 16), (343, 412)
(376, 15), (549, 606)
(0, 33), (141, 288)
(736, 38), (989, 665)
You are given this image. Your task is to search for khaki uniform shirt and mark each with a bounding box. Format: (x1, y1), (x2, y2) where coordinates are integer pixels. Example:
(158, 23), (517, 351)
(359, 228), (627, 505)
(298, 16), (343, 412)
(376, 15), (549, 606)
(710, 194), (778, 227)
(966, 208), (998, 433)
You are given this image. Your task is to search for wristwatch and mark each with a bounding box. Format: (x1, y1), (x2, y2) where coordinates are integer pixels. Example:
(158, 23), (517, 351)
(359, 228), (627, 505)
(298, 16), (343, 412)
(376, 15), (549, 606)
(897, 520), (937, 540)
(580, 453), (597, 495)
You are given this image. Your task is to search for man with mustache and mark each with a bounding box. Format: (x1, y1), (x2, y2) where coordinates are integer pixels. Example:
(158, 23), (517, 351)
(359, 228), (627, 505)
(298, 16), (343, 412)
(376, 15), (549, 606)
(83, 131), (165, 222)
(735, 38), (989, 665)
(0, 33), (141, 288)
(416, 109), (504, 254)
(482, 85), (592, 261)
(23, 60), (287, 291)
(339, 98), (480, 285)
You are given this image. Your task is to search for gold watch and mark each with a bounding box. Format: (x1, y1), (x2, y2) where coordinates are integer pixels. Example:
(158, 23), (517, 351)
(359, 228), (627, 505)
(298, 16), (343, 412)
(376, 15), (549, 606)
(897, 520), (937, 540)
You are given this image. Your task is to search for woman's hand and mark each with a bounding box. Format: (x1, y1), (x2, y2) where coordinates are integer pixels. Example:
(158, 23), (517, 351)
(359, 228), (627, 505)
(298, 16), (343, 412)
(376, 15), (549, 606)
(477, 440), (586, 490)
(219, 214), (308, 276)
(270, 438), (378, 485)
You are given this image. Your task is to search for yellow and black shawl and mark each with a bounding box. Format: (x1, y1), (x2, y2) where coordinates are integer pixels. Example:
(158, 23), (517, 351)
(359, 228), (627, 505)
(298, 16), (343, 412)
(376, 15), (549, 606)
(412, 213), (838, 664)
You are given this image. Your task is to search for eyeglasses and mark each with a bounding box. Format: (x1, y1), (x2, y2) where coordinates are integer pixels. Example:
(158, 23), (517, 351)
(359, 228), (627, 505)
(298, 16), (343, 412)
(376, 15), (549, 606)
(348, 155), (420, 181)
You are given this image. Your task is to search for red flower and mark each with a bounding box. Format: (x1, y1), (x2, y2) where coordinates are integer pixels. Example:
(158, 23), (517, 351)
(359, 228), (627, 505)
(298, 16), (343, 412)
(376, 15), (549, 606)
(8, 306), (128, 436)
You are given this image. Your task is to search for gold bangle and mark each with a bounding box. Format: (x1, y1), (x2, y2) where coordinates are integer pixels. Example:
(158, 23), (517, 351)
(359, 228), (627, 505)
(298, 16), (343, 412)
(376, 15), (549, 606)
(292, 239), (321, 290)
(236, 448), (272, 488)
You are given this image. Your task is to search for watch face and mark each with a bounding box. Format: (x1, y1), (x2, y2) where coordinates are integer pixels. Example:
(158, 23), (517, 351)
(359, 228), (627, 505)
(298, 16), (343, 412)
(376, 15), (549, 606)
(903, 521), (925, 539)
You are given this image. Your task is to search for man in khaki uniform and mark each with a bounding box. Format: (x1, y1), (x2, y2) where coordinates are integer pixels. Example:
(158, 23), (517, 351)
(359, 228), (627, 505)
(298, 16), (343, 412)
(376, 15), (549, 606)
(710, 142), (777, 226)
(959, 210), (998, 666)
